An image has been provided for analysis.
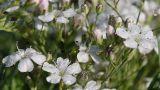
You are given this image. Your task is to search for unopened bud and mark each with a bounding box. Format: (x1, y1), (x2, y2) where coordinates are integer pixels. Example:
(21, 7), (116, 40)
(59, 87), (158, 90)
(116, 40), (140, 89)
(106, 25), (115, 35)
(96, 4), (103, 14)
(81, 4), (89, 15)
(38, 0), (49, 13)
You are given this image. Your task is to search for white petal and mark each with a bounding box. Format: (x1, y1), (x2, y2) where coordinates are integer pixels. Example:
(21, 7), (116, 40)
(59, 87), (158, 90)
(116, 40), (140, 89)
(66, 63), (81, 75)
(62, 74), (76, 85)
(46, 74), (61, 84)
(90, 54), (101, 64)
(63, 8), (76, 18)
(42, 62), (59, 74)
(141, 26), (154, 39)
(138, 40), (155, 54)
(73, 84), (83, 90)
(116, 28), (129, 39)
(85, 80), (101, 90)
(34, 18), (48, 30)
(5, 6), (19, 12)
(77, 51), (89, 63)
(30, 53), (46, 65)
(124, 39), (138, 48)
(18, 58), (34, 72)
(56, 57), (70, 71)
(56, 16), (69, 23)
(38, 12), (55, 22)
(128, 23), (141, 35)
(2, 52), (21, 67)
(25, 48), (37, 56)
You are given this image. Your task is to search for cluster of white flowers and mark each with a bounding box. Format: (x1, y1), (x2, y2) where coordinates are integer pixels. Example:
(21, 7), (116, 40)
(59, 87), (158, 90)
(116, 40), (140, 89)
(1, 0), (160, 89)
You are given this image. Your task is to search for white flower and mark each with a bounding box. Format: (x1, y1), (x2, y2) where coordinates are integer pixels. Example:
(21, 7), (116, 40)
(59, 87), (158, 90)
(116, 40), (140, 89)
(38, 8), (76, 23)
(42, 57), (81, 85)
(116, 23), (156, 54)
(38, 10), (58, 22)
(2, 48), (46, 72)
(77, 44), (101, 64)
(73, 80), (101, 90)
(56, 8), (76, 23)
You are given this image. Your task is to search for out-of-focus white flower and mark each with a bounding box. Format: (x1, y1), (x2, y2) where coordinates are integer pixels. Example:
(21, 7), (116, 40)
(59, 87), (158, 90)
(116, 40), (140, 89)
(77, 44), (101, 64)
(144, 1), (159, 15)
(38, 10), (59, 22)
(2, 48), (46, 72)
(116, 23), (156, 54)
(56, 8), (76, 23)
(38, 8), (76, 23)
(5, 6), (19, 13)
(42, 57), (81, 85)
(73, 80), (101, 90)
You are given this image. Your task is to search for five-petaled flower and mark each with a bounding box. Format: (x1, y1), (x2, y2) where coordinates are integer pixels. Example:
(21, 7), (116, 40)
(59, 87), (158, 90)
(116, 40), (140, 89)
(42, 57), (81, 85)
(2, 48), (46, 72)
(116, 23), (156, 54)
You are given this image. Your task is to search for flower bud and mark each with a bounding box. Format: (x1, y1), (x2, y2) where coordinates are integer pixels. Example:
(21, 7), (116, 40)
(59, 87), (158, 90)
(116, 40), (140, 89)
(74, 13), (85, 28)
(81, 4), (89, 15)
(38, 0), (49, 12)
(106, 25), (115, 35)
(96, 4), (103, 15)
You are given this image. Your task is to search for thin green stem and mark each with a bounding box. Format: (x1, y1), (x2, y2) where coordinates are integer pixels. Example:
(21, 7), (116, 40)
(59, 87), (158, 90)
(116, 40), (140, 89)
(59, 80), (64, 90)
(136, 0), (145, 24)
(104, 0), (125, 24)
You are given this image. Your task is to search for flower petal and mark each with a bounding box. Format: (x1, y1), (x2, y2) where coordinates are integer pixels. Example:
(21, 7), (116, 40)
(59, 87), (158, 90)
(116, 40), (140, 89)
(138, 40), (155, 54)
(77, 51), (89, 63)
(73, 84), (83, 90)
(62, 74), (76, 85)
(85, 80), (97, 90)
(128, 23), (141, 35)
(63, 8), (76, 18)
(56, 16), (69, 23)
(124, 39), (138, 48)
(56, 57), (70, 71)
(66, 63), (81, 75)
(2, 52), (21, 67)
(84, 80), (101, 90)
(30, 53), (46, 65)
(25, 48), (37, 56)
(38, 12), (55, 22)
(42, 62), (59, 74)
(116, 28), (129, 39)
(90, 54), (101, 64)
(46, 74), (61, 84)
(18, 58), (34, 72)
